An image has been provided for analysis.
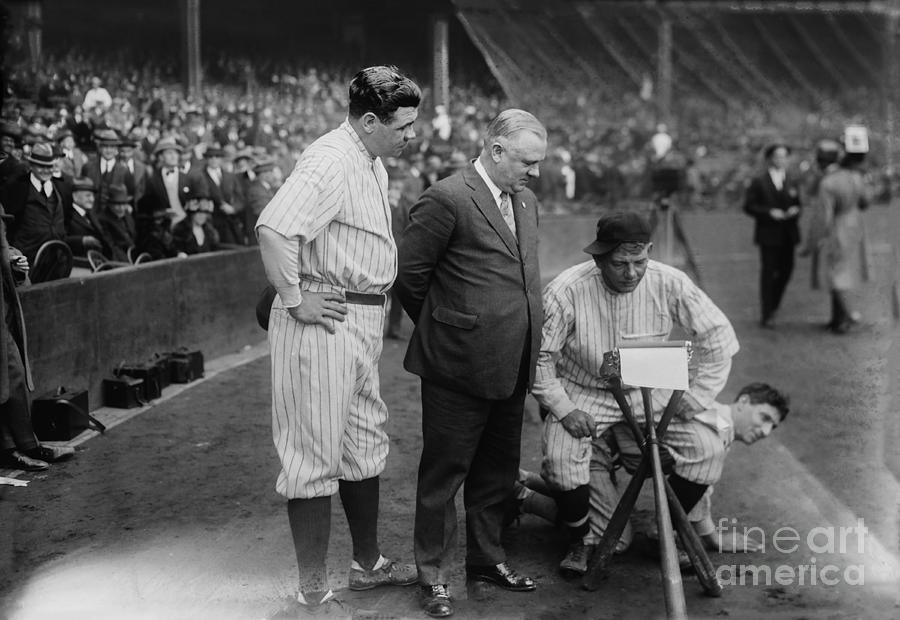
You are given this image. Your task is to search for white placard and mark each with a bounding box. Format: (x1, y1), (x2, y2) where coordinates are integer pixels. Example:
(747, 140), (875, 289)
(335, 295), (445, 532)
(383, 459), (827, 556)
(844, 125), (869, 154)
(618, 345), (689, 390)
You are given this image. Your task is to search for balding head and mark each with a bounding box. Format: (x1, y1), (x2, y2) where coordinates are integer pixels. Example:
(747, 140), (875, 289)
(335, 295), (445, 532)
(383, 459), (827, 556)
(479, 109), (547, 194)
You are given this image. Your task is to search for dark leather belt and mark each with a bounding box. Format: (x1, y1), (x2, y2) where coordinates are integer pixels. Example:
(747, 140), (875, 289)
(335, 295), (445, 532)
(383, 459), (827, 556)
(344, 291), (386, 306)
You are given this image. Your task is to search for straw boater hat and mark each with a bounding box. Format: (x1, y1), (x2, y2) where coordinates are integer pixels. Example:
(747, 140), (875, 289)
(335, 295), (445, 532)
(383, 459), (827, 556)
(152, 137), (183, 156)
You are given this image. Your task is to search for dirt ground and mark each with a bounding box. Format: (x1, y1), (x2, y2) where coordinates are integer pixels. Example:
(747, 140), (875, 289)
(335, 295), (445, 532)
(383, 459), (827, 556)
(1, 210), (900, 619)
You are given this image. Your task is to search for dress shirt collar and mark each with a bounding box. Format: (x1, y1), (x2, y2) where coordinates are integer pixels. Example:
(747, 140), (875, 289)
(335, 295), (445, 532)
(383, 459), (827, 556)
(768, 168), (785, 188)
(72, 203), (87, 217)
(474, 158), (504, 207)
(30, 173), (44, 193)
(341, 119), (376, 161)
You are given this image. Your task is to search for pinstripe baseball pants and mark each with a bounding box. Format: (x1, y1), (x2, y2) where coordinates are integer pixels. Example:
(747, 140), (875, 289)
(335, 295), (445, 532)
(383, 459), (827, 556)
(269, 297), (389, 499)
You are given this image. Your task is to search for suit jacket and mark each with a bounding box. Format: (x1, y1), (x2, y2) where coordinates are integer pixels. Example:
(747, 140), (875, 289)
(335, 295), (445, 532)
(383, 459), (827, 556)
(81, 157), (136, 210)
(97, 212), (136, 262)
(395, 163), (542, 400)
(0, 172), (73, 261)
(138, 167), (189, 220)
(121, 158), (148, 204)
(743, 170), (802, 246)
(65, 206), (113, 257)
(192, 167), (244, 244)
(59, 148), (88, 178)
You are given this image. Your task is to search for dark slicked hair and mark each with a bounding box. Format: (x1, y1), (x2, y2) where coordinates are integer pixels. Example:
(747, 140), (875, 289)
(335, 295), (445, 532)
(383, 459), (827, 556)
(348, 65), (421, 123)
(736, 382), (790, 421)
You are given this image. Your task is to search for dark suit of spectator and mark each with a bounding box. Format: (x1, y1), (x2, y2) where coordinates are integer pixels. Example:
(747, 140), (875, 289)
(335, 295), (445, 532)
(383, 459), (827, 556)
(64, 176), (114, 258)
(81, 154), (135, 212)
(0, 166), (71, 265)
(245, 160), (277, 242)
(191, 148), (244, 245)
(97, 185), (136, 262)
(139, 138), (190, 228)
(743, 143), (802, 326)
(172, 216), (219, 255)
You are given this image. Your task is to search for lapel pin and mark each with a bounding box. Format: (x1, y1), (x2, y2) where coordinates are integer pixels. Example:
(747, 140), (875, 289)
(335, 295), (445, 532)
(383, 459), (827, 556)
(521, 202), (526, 209)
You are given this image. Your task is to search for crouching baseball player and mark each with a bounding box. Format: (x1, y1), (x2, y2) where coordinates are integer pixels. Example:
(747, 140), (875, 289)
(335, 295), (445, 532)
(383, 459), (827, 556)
(531, 210), (740, 576)
(514, 382), (790, 566)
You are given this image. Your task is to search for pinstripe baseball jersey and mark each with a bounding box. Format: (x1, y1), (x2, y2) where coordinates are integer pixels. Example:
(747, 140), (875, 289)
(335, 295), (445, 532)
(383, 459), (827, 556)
(533, 258), (739, 427)
(256, 119), (395, 304)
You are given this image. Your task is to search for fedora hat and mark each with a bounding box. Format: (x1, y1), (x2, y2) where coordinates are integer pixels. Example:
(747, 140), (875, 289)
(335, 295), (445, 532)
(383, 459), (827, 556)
(72, 177), (96, 192)
(253, 156), (276, 174)
(107, 184), (132, 204)
(203, 145), (225, 158)
(94, 128), (120, 144)
(26, 142), (56, 166)
(153, 137), (183, 155)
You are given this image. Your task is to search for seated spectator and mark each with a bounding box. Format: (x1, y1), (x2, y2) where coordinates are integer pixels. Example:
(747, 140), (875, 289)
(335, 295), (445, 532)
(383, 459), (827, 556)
(65, 176), (114, 258)
(172, 185), (219, 255)
(0, 210), (75, 471)
(0, 142), (72, 267)
(135, 204), (180, 261)
(97, 184), (136, 262)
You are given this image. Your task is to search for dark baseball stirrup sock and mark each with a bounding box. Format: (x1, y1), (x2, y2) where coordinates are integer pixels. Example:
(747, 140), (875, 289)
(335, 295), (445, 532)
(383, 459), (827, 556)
(339, 477), (380, 569)
(555, 485), (591, 542)
(288, 497), (331, 596)
(667, 474), (708, 515)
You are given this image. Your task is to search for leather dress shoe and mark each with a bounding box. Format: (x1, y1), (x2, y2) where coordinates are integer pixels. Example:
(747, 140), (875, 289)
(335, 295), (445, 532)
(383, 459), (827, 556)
(420, 584), (453, 618)
(466, 562), (536, 592)
(1, 450), (49, 471)
(26, 445), (75, 463)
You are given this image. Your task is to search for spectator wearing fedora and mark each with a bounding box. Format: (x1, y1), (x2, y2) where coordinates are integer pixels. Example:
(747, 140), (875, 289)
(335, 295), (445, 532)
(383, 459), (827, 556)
(0, 142), (72, 265)
(81, 128), (135, 213)
(231, 147), (255, 226)
(172, 183), (220, 255)
(245, 157), (277, 239)
(97, 184), (136, 262)
(190, 145), (243, 245)
(64, 176), (113, 258)
(117, 131), (148, 205)
(55, 129), (87, 179)
(139, 138), (190, 228)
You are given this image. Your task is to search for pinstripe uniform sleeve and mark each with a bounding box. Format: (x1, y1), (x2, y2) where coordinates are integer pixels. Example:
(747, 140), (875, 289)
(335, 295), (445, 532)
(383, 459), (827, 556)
(256, 149), (344, 244)
(669, 270), (740, 411)
(533, 281), (579, 420)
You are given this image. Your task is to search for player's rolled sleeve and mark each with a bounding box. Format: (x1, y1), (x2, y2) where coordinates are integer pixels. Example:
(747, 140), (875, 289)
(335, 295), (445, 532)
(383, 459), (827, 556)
(255, 151), (343, 243)
(532, 287), (578, 420)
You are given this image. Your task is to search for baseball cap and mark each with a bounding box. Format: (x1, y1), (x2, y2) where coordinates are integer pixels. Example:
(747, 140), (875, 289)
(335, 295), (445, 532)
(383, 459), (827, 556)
(583, 210), (652, 256)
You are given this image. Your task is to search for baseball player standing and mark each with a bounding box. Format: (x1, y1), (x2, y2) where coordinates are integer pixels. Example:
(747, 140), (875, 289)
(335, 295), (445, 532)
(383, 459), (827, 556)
(532, 210), (740, 576)
(255, 66), (421, 617)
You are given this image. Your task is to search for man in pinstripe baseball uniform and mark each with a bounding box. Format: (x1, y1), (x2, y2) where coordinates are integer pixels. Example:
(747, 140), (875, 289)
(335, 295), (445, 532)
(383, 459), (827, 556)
(531, 210), (740, 576)
(515, 382), (789, 555)
(255, 66), (421, 618)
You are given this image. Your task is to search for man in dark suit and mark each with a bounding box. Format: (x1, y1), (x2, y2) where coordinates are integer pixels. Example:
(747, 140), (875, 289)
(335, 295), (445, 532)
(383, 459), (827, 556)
(743, 143), (802, 328)
(64, 176), (113, 258)
(191, 145), (243, 245)
(395, 109), (546, 618)
(117, 131), (148, 206)
(244, 157), (277, 240)
(80, 128), (135, 213)
(0, 142), (73, 267)
(97, 184), (136, 263)
(139, 138), (189, 228)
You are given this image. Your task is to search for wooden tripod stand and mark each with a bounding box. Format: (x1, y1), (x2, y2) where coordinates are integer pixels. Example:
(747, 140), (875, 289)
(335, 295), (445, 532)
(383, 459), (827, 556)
(582, 344), (722, 619)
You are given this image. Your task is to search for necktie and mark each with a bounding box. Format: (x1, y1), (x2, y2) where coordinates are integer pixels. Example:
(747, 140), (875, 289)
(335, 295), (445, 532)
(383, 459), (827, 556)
(165, 168), (175, 177)
(499, 192), (516, 237)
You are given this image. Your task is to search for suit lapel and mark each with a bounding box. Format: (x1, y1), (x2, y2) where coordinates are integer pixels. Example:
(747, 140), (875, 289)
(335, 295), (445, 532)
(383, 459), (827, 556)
(511, 191), (536, 259)
(463, 165), (519, 257)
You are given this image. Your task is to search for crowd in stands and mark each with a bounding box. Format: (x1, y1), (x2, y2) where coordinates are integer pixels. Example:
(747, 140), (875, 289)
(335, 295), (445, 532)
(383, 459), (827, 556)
(0, 47), (891, 282)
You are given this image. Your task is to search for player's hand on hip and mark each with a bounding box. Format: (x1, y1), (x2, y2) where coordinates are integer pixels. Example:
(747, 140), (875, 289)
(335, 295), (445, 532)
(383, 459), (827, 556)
(560, 409), (597, 439)
(287, 292), (347, 334)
